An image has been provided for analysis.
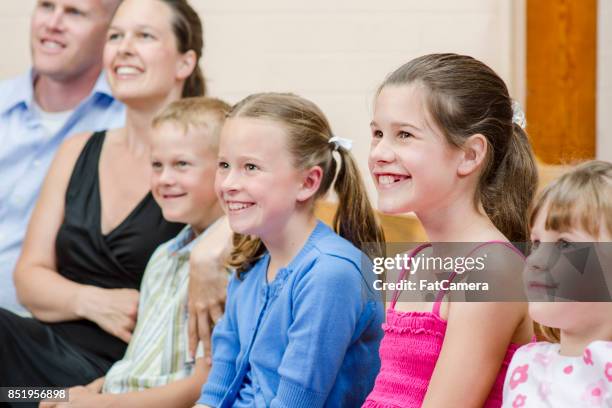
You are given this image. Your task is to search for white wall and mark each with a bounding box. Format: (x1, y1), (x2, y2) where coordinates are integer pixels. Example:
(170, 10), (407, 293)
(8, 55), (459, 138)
(598, 0), (612, 162)
(0, 0), (521, 200)
(0, 1), (35, 75)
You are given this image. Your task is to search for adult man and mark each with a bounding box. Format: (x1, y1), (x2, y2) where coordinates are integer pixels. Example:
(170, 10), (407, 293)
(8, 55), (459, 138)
(0, 0), (125, 313)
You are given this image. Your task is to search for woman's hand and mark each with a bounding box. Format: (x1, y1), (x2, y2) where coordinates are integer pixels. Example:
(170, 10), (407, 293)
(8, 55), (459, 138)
(187, 217), (232, 361)
(76, 286), (139, 343)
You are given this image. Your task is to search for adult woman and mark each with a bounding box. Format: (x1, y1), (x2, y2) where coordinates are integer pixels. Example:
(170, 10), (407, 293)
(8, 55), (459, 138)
(0, 0), (205, 387)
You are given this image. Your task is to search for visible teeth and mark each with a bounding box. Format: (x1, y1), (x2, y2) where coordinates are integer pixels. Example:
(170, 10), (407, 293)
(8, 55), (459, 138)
(379, 175), (397, 185)
(379, 175), (394, 185)
(116, 66), (141, 75)
(379, 175), (409, 185)
(42, 40), (62, 49)
(228, 202), (251, 211)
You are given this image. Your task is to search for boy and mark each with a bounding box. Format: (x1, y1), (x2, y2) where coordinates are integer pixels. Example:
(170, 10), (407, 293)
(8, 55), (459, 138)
(43, 97), (230, 408)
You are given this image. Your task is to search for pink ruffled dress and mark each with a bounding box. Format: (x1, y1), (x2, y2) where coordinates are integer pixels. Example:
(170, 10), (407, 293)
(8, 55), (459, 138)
(363, 242), (523, 408)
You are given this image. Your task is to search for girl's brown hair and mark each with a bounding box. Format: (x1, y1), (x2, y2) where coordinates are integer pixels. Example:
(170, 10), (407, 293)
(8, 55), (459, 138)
(529, 160), (612, 342)
(380, 53), (538, 242)
(161, 0), (206, 97)
(225, 93), (385, 276)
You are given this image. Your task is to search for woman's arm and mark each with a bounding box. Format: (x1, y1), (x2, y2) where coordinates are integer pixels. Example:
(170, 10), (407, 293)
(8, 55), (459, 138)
(14, 133), (139, 342)
(14, 132), (93, 320)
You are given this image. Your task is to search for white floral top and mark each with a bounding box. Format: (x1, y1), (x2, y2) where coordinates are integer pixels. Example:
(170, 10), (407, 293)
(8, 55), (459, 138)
(502, 341), (612, 407)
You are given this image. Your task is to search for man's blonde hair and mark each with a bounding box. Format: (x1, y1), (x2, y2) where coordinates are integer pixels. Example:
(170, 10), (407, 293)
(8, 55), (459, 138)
(152, 97), (231, 148)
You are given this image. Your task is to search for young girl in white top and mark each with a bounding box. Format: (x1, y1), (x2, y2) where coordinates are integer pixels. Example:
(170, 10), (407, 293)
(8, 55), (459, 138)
(503, 160), (612, 407)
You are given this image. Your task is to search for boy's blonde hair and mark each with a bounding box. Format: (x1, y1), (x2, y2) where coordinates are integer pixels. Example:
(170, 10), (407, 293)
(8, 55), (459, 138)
(152, 97), (231, 147)
(530, 160), (612, 342)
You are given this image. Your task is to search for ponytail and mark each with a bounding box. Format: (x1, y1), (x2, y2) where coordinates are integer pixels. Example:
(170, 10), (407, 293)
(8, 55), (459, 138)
(480, 124), (538, 242)
(183, 65), (206, 97)
(334, 149), (385, 257)
(162, 0), (207, 98)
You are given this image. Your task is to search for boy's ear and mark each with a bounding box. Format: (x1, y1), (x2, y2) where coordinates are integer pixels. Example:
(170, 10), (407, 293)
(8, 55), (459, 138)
(176, 50), (197, 81)
(457, 133), (488, 177)
(296, 166), (323, 202)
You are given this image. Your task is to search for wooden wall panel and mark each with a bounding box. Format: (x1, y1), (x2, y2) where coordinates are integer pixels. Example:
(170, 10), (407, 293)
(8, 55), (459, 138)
(315, 201), (427, 243)
(527, 0), (597, 164)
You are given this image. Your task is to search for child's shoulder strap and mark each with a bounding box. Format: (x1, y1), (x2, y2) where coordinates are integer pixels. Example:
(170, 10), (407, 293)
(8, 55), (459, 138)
(431, 240), (524, 316)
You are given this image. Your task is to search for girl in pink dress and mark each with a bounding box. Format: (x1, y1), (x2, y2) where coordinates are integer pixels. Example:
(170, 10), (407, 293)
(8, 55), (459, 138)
(364, 53), (537, 407)
(503, 160), (612, 408)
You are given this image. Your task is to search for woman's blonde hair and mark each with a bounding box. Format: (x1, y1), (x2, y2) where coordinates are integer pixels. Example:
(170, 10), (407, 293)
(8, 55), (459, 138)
(530, 160), (612, 341)
(224, 93), (385, 277)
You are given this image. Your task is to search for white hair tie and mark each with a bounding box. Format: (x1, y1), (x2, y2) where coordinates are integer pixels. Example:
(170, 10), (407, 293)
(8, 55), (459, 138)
(328, 136), (353, 152)
(511, 100), (527, 129)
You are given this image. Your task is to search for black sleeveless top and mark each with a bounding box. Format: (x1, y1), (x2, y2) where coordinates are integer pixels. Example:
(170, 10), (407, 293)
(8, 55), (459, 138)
(51, 131), (184, 363)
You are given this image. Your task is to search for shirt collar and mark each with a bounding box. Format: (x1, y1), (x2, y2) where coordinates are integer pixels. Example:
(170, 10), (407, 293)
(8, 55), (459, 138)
(0, 68), (114, 115)
(168, 218), (223, 257)
(168, 226), (198, 257)
(0, 70), (34, 114)
(90, 70), (114, 99)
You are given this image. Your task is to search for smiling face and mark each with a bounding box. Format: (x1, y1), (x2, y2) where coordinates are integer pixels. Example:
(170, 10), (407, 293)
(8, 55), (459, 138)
(215, 117), (308, 243)
(368, 84), (463, 215)
(30, 0), (113, 81)
(103, 0), (191, 105)
(151, 121), (219, 234)
(526, 205), (612, 332)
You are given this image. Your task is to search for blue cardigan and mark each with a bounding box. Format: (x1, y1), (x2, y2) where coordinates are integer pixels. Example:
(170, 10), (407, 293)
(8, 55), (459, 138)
(198, 221), (383, 407)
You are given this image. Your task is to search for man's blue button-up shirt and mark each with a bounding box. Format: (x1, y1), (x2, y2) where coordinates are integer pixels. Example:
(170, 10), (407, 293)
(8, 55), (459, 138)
(0, 70), (125, 312)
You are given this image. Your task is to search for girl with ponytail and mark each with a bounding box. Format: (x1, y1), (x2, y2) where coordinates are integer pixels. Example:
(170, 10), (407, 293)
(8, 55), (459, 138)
(196, 93), (385, 407)
(364, 54), (538, 407)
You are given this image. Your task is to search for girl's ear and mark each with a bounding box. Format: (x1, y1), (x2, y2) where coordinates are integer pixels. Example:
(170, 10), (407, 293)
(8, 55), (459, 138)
(457, 133), (488, 176)
(176, 50), (197, 81)
(296, 166), (323, 202)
